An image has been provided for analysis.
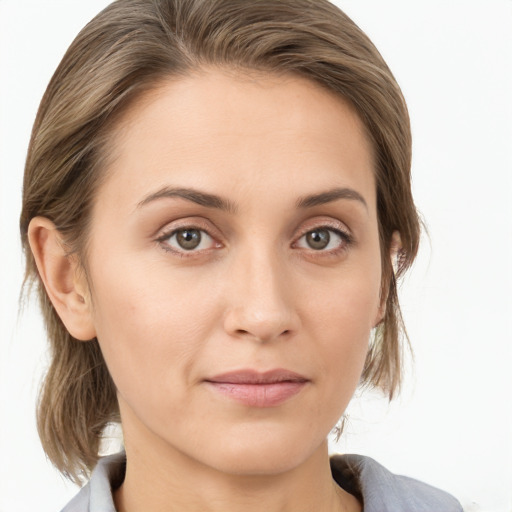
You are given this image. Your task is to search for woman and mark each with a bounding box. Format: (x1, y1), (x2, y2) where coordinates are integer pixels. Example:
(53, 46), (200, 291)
(20, 0), (462, 510)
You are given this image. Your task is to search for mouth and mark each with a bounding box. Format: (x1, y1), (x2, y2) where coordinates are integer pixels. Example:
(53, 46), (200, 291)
(204, 369), (309, 407)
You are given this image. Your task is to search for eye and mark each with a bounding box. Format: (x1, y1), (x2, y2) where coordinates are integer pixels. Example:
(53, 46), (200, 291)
(295, 227), (350, 252)
(158, 227), (217, 253)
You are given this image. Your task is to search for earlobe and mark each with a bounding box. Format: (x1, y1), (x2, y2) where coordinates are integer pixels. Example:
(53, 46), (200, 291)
(374, 231), (402, 327)
(27, 217), (96, 341)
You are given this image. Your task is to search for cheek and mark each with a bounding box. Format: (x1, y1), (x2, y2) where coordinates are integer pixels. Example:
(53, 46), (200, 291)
(304, 255), (382, 336)
(311, 292), (373, 377)
(301, 258), (382, 381)
(87, 256), (222, 405)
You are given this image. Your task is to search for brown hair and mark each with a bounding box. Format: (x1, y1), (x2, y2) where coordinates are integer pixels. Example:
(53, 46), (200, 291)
(20, 0), (420, 484)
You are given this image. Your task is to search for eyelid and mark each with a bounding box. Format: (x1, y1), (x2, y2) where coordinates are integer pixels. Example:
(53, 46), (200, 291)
(155, 216), (220, 239)
(155, 218), (223, 254)
(294, 217), (352, 240)
(292, 219), (354, 253)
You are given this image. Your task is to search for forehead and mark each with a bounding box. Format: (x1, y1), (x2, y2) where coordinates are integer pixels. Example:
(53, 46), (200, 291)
(97, 68), (376, 213)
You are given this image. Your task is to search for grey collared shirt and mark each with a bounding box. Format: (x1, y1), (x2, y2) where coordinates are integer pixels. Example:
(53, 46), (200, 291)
(60, 452), (463, 512)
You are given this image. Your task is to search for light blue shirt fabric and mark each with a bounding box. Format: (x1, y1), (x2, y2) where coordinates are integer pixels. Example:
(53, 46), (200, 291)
(60, 451), (463, 511)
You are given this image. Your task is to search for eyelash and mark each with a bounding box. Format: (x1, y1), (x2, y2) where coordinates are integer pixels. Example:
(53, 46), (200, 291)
(293, 225), (353, 257)
(156, 224), (220, 257)
(155, 223), (353, 258)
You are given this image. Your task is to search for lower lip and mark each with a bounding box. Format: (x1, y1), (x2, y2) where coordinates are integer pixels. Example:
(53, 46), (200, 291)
(205, 381), (307, 407)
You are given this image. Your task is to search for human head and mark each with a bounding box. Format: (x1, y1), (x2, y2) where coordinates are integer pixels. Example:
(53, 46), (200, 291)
(20, 0), (420, 483)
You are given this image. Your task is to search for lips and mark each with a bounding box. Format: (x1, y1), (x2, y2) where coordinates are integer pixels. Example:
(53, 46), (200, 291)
(204, 369), (309, 407)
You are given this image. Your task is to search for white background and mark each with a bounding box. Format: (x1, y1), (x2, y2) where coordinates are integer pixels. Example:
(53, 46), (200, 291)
(0, 1), (511, 511)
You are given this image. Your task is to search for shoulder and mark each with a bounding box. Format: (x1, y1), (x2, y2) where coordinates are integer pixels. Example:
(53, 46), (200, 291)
(60, 452), (126, 512)
(59, 484), (91, 512)
(330, 454), (463, 512)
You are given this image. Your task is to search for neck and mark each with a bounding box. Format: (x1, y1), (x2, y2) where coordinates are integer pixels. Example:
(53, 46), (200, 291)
(114, 437), (360, 512)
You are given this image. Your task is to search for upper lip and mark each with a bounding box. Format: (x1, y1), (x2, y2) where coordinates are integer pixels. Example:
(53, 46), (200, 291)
(205, 369), (308, 384)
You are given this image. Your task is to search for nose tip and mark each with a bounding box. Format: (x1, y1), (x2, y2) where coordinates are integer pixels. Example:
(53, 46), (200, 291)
(222, 260), (299, 343)
(225, 309), (294, 343)
(225, 308), (292, 342)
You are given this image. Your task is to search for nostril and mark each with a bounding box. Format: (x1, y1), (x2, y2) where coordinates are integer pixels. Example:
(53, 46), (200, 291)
(233, 328), (291, 341)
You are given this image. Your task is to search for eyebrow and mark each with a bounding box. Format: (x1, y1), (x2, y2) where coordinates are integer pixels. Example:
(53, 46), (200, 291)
(137, 186), (238, 214)
(137, 185), (367, 213)
(296, 187), (368, 210)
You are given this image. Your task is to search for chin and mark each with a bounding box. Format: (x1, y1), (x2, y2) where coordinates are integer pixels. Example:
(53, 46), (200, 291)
(196, 427), (325, 477)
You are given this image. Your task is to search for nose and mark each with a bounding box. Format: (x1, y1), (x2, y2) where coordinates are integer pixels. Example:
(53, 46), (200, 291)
(222, 248), (300, 343)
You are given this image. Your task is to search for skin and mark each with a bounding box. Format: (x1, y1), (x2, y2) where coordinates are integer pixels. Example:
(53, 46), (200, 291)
(29, 69), (393, 512)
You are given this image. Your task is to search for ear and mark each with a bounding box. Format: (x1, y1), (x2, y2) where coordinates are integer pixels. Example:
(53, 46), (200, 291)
(374, 231), (402, 327)
(27, 217), (96, 341)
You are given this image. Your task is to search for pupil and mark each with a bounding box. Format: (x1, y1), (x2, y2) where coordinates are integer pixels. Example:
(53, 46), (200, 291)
(306, 229), (330, 250)
(177, 229), (201, 250)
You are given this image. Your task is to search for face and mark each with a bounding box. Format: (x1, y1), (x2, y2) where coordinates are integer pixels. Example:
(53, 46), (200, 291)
(83, 69), (383, 475)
